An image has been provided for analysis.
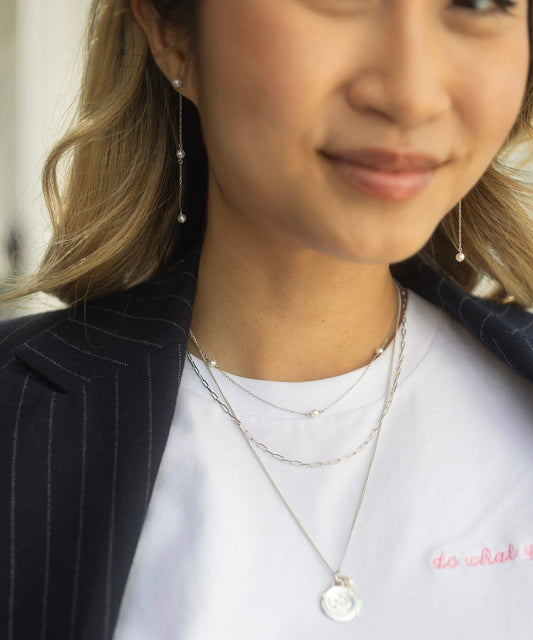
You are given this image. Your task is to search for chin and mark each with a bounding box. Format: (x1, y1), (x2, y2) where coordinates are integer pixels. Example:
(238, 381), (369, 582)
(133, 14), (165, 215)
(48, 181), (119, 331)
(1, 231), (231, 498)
(319, 228), (434, 266)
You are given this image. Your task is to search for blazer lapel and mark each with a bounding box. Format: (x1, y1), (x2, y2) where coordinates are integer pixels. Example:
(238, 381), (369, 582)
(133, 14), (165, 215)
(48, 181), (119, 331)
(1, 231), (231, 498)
(13, 250), (201, 393)
(3, 249), (200, 640)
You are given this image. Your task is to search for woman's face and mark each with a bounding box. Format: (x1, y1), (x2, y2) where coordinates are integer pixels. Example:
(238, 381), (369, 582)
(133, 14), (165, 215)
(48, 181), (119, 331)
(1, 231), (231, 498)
(185, 0), (530, 264)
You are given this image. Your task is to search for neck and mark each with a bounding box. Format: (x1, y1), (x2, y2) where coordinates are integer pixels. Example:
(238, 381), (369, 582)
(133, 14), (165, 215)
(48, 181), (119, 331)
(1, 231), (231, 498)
(190, 216), (398, 382)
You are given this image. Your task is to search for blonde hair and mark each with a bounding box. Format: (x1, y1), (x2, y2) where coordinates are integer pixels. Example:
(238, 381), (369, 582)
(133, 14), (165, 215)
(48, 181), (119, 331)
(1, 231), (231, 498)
(4, 0), (533, 308)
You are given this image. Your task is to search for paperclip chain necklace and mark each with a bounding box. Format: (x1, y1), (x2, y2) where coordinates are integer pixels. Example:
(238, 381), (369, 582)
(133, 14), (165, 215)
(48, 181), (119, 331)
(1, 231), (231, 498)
(186, 286), (407, 621)
(187, 284), (406, 468)
(189, 299), (398, 419)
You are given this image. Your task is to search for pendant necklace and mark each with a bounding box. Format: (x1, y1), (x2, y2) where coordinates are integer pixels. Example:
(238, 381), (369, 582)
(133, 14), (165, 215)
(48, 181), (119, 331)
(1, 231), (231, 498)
(187, 284), (407, 622)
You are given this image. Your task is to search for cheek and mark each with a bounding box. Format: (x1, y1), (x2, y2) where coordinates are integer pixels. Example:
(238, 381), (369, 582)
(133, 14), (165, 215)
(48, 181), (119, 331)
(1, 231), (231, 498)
(195, 1), (325, 176)
(460, 50), (529, 161)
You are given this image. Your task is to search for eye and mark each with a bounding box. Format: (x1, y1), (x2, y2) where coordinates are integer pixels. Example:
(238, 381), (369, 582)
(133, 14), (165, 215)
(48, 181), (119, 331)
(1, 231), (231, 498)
(452, 0), (518, 13)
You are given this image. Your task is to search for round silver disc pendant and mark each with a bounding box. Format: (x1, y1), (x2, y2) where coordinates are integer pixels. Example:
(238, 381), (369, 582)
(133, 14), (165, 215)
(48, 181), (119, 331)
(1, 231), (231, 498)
(321, 584), (361, 622)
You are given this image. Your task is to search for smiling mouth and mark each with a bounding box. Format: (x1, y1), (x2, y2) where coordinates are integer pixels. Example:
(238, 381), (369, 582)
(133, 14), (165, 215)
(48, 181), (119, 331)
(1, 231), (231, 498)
(321, 150), (442, 202)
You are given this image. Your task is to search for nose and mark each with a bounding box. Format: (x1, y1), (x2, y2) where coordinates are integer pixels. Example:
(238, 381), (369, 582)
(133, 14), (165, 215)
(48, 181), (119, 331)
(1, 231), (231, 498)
(346, 11), (452, 129)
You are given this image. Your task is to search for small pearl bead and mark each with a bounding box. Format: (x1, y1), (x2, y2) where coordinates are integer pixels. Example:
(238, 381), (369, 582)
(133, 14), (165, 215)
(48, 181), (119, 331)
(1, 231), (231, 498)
(375, 347), (384, 356)
(309, 409), (321, 418)
(178, 212), (187, 224)
(455, 252), (465, 263)
(176, 148), (186, 160)
(208, 359), (217, 367)
(172, 77), (184, 90)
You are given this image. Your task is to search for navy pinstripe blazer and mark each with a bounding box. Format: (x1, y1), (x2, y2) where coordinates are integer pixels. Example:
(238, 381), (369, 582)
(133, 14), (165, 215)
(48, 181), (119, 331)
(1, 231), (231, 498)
(1, 248), (532, 640)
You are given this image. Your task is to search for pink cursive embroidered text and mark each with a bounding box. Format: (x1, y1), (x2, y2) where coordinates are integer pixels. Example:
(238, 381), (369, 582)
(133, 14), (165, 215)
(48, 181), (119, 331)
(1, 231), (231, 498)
(432, 543), (533, 570)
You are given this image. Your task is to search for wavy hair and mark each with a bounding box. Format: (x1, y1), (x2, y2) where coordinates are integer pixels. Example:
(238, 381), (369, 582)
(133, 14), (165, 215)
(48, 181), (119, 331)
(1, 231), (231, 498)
(3, 0), (533, 308)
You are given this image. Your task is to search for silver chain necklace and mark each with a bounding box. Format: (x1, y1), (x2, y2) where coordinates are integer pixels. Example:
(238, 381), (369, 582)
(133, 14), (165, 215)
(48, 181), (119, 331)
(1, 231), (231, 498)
(186, 286), (407, 621)
(189, 296), (398, 419)
(187, 284), (406, 468)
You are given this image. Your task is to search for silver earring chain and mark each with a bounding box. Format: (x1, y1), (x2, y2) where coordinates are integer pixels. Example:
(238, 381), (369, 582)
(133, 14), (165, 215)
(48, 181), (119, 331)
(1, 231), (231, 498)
(172, 77), (187, 224)
(455, 200), (465, 263)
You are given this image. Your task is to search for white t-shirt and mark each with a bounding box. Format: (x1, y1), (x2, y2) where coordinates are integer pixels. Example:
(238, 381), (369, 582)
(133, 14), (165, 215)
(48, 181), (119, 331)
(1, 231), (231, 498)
(114, 292), (533, 640)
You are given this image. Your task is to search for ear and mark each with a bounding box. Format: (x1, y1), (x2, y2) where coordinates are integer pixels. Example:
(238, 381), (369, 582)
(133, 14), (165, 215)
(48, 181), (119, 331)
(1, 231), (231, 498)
(129, 0), (198, 105)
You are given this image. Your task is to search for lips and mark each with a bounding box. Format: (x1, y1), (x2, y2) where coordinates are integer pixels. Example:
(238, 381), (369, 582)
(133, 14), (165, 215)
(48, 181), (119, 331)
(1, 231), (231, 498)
(321, 148), (444, 201)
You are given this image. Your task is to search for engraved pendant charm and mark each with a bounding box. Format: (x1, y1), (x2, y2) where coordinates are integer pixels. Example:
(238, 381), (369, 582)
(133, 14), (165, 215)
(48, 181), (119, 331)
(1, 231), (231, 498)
(320, 574), (361, 622)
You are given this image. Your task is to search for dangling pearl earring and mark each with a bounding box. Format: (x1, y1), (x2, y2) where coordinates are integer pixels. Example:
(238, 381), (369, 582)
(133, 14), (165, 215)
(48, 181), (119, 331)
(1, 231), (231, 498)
(455, 200), (465, 263)
(172, 76), (187, 224)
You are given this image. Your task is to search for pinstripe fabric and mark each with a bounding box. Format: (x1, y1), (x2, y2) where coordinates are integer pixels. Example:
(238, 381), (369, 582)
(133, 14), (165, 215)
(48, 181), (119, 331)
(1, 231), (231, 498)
(0, 250), (199, 640)
(69, 385), (87, 640)
(8, 374), (30, 640)
(103, 372), (120, 640)
(144, 354), (154, 515)
(0, 248), (531, 639)
(40, 392), (56, 640)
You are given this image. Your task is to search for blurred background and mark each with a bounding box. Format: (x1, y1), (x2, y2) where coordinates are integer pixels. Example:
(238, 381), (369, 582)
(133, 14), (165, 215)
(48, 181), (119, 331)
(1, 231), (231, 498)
(0, 0), (91, 319)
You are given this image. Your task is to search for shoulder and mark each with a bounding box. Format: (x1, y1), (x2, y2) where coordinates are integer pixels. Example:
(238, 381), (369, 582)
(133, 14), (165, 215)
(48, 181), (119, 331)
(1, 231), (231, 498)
(0, 250), (199, 395)
(411, 290), (531, 380)
(0, 307), (69, 365)
(394, 257), (533, 382)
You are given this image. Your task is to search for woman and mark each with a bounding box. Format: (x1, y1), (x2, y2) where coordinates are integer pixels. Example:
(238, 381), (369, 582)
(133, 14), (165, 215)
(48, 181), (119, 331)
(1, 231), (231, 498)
(1, 0), (533, 638)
